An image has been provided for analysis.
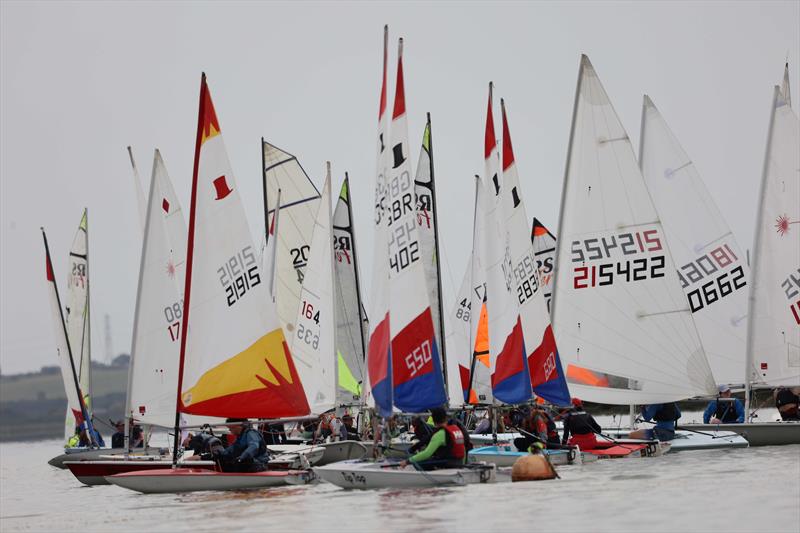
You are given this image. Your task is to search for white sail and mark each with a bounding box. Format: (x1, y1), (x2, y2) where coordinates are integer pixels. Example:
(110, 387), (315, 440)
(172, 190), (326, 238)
(333, 176), (367, 407)
(179, 76), (309, 419)
(550, 56), (716, 404)
(262, 141), (321, 339)
(291, 166), (335, 415)
(640, 95), (749, 386)
(64, 210), (90, 438)
(126, 150), (189, 428)
(746, 65), (800, 388)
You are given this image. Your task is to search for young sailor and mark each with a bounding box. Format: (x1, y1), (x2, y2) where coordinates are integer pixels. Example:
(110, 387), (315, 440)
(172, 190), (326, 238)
(560, 398), (601, 449)
(629, 403), (681, 441)
(214, 418), (271, 472)
(774, 387), (800, 421)
(400, 407), (466, 470)
(338, 414), (360, 441)
(703, 385), (745, 423)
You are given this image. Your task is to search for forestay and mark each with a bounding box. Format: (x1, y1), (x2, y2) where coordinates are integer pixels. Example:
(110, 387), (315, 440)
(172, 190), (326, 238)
(640, 95), (749, 386)
(291, 166), (336, 415)
(746, 64), (800, 388)
(262, 140), (321, 339)
(333, 177), (367, 407)
(386, 39), (447, 412)
(126, 150), (189, 428)
(178, 75), (309, 419)
(550, 56), (716, 404)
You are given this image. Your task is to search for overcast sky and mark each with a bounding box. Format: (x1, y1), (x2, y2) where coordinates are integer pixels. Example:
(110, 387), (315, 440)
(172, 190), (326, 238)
(1, 1), (797, 375)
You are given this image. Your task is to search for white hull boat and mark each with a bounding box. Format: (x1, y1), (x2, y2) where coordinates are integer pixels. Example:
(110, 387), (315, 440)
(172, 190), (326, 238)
(106, 467), (316, 493)
(267, 441), (366, 466)
(680, 422), (800, 447)
(603, 428), (749, 451)
(469, 445), (598, 467)
(314, 459), (496, 489)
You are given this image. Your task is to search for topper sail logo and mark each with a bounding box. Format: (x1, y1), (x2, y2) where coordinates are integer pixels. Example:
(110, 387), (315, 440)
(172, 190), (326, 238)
(213, 175), (233, 200)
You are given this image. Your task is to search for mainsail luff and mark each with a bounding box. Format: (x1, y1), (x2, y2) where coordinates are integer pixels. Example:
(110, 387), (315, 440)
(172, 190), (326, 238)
(43, 229), (97, 446)
(550, 55), (715, 404)
(639, 95), (750, 387)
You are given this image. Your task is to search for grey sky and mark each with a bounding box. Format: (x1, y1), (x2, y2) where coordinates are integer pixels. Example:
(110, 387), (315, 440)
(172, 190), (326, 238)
(1, 1), (797, 374)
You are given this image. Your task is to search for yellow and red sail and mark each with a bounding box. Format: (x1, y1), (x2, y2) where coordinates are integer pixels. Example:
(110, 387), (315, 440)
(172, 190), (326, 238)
(177, 75), (309, 419)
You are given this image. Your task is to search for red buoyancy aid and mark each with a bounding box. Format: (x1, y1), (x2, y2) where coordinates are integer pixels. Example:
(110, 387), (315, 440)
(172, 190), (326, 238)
(444, 424), (466, 460)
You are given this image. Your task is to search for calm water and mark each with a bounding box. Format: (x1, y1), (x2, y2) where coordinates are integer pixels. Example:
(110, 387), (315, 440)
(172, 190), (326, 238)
(1, 433), (798, 533)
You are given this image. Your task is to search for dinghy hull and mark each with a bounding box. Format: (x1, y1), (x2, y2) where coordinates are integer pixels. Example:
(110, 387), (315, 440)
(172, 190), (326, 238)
(681, 422), (800, 446)
(64, 459), (215, 486)
(604, 428), (749, 451)
(469, 445), (597, 467)
(314, 460), (496, 489)
(48, 448), (156, 469)
(106, 467), (315, 493)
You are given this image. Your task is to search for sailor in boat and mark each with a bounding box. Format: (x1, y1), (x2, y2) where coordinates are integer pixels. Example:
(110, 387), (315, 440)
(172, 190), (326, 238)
(703, 385), (745, 424)
(559, 398), (602, 450)
(399, 407), (467, 471)
(773, 387), (800, 421)
(67, 423), (105, 448)
(629, 403), (681, 441)
(111, 420), (144, 448)
(213, 418), (270, 473)
(338, 414), (360, 441)
(513, 406), (560, 451)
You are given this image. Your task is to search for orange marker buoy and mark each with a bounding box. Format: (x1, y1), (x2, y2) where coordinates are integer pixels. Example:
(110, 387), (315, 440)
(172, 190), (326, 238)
(511, 454), (558, 482)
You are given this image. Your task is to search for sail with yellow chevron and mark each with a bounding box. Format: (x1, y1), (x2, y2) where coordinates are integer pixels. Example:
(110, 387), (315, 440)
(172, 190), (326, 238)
(177, 74), (310, 420)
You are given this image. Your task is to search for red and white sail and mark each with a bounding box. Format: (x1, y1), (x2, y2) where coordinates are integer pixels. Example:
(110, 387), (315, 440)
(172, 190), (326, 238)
(746, 63), (800, 388)
(366, 25), (392, 415)
(291, 166), (336, 414)
(178, 75), (309, 419)
(482, 85), (532, 405)
(386, 39), (446, 412)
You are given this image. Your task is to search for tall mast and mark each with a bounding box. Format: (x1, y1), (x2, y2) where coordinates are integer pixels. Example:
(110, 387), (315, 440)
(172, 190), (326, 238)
(426, 112), (448, 392)
(42, 229), (97, 447)
(345, 172), (369, 397)
(84, 208), (92, 402)
(744, 85), (781, 420)
(173, 73), (207, 464)
(549, 55), (586, 323)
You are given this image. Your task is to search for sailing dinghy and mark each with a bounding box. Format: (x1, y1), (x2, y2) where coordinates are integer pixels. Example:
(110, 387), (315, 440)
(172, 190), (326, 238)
(108, 74), (314, 493)
(682, 64), (800, 446)
(317, 32), (495, 489)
